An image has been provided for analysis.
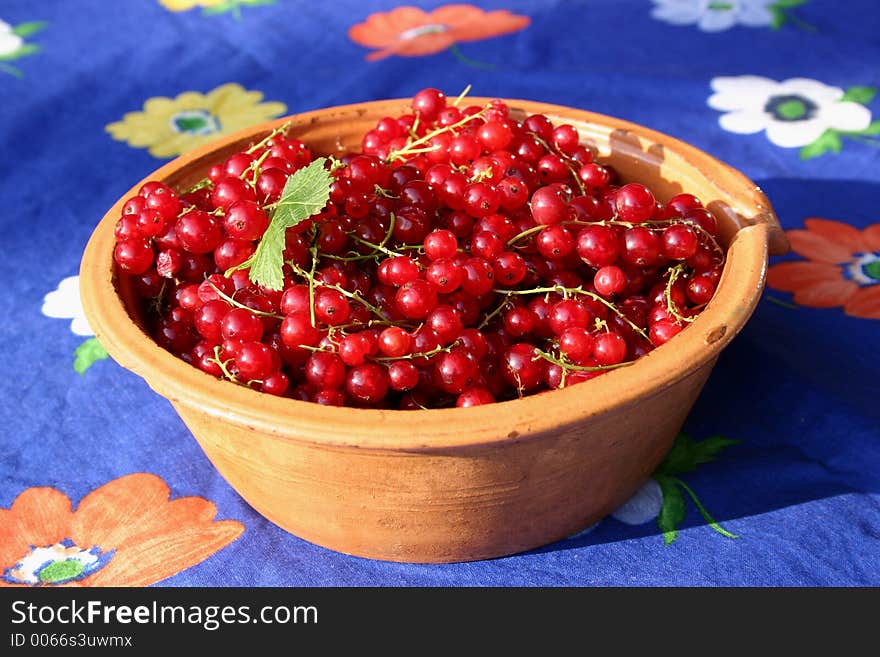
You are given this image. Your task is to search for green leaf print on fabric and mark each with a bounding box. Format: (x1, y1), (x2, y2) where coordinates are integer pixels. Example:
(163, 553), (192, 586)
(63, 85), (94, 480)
(768, 0), (815, 32)
(655, 475), (686, 545)
(11, 21), (47, 38)
(653, 433), (739, 545)
(201, 0), (276, 20)
(799, 87), (879, 159)
(0, 19), (46, 77)
(74, 338), (109, 375)
(840, 86), (877, 105)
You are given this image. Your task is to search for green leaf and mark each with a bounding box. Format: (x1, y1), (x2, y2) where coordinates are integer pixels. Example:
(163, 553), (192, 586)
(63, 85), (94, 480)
(0, 43), (41, 62)
(74, 337), (109, 375)
(799, 129), (842, 160)
(655, 475), (685, 546)
(840, 86), (877, 105)
(238, 157), (332, 290)
(12, 21), (48, 37)
(656, 433), (739, 476)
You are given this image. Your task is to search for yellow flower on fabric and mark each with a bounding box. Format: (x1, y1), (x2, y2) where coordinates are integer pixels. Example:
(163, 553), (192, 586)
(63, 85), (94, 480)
(106, 83), (286, 158)
(157, 0), (276, 16)
(158, 0), (225, 11)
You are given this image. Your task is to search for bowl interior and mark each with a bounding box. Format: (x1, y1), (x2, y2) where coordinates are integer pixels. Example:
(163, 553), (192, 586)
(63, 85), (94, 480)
(87, 98), (783, 451)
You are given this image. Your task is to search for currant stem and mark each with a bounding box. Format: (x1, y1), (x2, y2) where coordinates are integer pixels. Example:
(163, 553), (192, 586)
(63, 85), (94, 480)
(307, 245), (318, 328)
(204, 277), (283, 319)
(349, 233), (404, 259)
(495, 285), (651, 341)
(476, 297), (511, 330)
(321, 251), (381, 263)
(506, 220), (627, 247)
(665, 263), (696, 324)
(387, 106), (488, 163)
(245, 121), (292, 155)
(452, 84), (472, 107)
(243, 148), (274, 187)
(206, 345), (258, 388)
(646, 218), (725, 258)
(532, 347), (634, 373)
(289, 263), (391, 323)
(524, 130), (587, 195)
(148, 279), (169, 317)
(378, 213), (396, 251)
(372, 340), (461, 362)
(180, 177), (213, 195)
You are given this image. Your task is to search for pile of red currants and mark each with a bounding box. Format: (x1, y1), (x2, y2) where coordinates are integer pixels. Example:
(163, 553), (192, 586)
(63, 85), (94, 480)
(112, 88), (725, 409)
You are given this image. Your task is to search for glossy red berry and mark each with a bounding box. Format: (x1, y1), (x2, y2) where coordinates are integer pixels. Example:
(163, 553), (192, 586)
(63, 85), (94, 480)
(114, 238), (154, 274)
(530, 186), (568, 225)
(346, 363), (389, 404)
(576, 225), (619, 267)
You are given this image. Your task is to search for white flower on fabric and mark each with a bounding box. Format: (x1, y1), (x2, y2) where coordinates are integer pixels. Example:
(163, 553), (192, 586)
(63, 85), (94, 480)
(0, 19), (24, 56)
(4, 539), (112, 586)
(651, 0), (775, 32)
(709, 76), (873, 148)
(611, 479), (664, 525)
(42, 276), (93, 337)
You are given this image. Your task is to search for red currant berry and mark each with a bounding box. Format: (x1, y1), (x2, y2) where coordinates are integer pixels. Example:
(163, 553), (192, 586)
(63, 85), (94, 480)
(346, 363), (389, 404)
(613, 183), (656, 223)
(502, 343), (546, 391)
(593, 265), (627, 297)
(280, 312), (320, 349)
(388, 360), (420, 392)
(412, 88), (446, 122)
(211, 176), (255, 210)
(536, 225), (574, 260)
(224, 200), (269, 241)
(593, 332), (627, 365)
(530, 186), (568, 225)
(686, 274), (716, 305)
(558, 327), (596, 364)
(114, 238), (154, 274)
(456, 387), (495, 407)
(304, 352), (346, 390)
(221, 308), (263, 342)
(235, 341), (275, 381)
(395, 279), (439, 319)
(176, 210), (222, 254)
(576, 225), (619, 267)
(435, 350), (479, 394)
(621, 226), (661, 267)
(662, 224), (699, 260)
(424, 229), (458, 260)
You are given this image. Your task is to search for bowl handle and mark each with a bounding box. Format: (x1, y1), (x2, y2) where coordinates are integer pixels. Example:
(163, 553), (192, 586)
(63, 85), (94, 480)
(712, 179), (790, 257)
(747, 188), (789, 256)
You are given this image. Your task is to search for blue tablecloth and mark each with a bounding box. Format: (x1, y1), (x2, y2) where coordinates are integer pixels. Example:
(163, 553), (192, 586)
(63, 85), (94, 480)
(2, 0), (878, 586)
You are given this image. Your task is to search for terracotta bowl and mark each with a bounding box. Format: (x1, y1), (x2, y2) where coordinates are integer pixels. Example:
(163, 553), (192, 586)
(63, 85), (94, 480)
(80, 98), (788, 563)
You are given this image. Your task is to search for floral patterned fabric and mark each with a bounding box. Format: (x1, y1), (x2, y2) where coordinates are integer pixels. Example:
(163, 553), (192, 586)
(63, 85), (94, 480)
(2, 0), (878, 586)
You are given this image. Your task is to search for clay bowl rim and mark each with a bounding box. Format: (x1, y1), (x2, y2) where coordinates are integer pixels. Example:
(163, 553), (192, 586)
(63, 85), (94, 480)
(80, 97), (783, 453)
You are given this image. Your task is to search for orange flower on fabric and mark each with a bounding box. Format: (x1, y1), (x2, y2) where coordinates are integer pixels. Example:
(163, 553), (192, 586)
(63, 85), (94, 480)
(349, 4), (530, 61)
(767, 218), (880, 319)
(0, 474), (243, 587)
